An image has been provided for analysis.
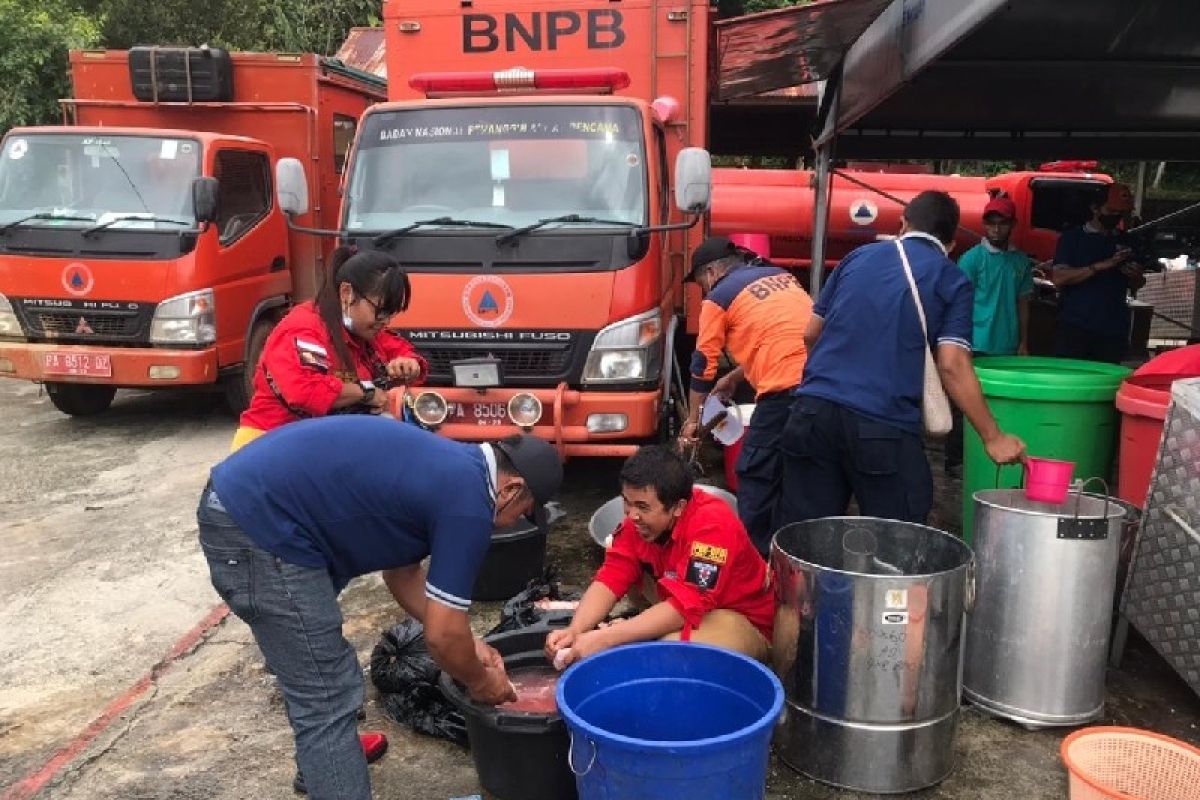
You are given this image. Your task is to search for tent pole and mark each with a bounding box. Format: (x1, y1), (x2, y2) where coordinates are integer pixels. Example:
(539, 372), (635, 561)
(809, 65), (842, 297)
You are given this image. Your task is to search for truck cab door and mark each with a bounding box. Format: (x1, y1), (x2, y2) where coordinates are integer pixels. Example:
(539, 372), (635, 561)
(209, 146), (290, 368)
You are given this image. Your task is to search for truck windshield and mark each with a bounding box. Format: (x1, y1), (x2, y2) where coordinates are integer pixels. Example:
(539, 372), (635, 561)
(346, 105), (646, 232)
(0, 134), (200, 231)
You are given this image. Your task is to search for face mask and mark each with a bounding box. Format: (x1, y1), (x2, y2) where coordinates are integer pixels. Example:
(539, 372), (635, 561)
(1098, 214), (1122, 230)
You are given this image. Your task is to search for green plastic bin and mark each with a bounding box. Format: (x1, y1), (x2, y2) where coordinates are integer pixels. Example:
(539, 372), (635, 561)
(962, 357), (1130, 543)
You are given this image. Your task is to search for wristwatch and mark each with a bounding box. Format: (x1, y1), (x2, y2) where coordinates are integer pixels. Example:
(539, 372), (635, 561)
(358, 380), (377, 404)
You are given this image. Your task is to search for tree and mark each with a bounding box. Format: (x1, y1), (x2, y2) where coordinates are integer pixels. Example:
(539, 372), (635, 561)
(717, 0), (812, 18)
(0, 0), (99, 131)
(92, 0), (379, 54)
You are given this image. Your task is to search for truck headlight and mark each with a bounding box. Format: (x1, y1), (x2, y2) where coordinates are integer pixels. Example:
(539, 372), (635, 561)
(507, 393), (543, 427)
(0, 293), (22, 339)
(150, 289), (216, 345)
(582, 309), (663, 384)
(412, 391), (449, 426)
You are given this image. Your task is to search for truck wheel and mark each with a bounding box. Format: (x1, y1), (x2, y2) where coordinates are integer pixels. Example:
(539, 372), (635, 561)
(224, 318), (275, 414)
(45, 383), (116, 416)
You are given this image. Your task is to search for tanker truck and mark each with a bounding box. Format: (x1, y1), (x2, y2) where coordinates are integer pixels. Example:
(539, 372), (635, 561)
(274, 0), (1110, 457)
(711, 165), (1113, 276)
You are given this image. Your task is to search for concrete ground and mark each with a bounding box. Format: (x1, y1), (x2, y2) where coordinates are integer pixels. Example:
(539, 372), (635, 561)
(0, 379), (1197, 800)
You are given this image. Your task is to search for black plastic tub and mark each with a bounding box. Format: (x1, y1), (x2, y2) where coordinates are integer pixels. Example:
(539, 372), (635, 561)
(439, 626), (577, 800)
(473, 504), (562, 601)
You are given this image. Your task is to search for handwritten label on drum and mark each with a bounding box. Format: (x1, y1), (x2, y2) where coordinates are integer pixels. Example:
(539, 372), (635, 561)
(884, 589), (907, 610)
(881, 611), (909, 625)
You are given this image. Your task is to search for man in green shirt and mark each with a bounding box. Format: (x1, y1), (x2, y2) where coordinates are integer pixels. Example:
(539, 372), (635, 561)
(946, 195), (1034, 471)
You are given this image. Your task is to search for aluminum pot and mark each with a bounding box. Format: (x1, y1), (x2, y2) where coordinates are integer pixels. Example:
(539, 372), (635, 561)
(964, 489), (1126, 727)
(770, 517), (974, 794)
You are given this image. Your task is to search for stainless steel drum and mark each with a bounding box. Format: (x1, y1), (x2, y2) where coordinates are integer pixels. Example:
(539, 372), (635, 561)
(965, 489), (1126, 727)
(770, 517), (974, 794)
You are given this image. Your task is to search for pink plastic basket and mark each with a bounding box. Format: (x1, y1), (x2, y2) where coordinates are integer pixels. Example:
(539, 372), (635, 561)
(1062, 726), (1200, 800)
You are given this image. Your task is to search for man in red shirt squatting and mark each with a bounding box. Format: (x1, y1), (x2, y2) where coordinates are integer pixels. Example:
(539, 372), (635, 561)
(545, 446), (774, 666)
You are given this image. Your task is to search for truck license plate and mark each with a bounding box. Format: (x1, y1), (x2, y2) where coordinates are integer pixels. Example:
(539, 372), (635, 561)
(42, 352), (112, 378)
(449, 401), (508, 427)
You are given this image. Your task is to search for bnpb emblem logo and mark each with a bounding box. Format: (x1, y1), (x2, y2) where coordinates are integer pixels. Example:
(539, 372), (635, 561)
(462, 275), (514, 328)
(61, 262), (94, 297)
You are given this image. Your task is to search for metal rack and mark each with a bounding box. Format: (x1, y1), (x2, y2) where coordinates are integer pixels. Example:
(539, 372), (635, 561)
(1112, 377), (1200, 698)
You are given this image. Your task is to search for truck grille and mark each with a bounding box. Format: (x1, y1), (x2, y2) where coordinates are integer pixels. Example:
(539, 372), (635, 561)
(13, 299), (154, 342)
(34, 312), (139, 337)
(424, 346), (572, 379)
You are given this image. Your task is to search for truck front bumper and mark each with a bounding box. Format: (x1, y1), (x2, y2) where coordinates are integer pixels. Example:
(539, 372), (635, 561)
(0, 342), (219, 387)
(393, 382), (663, 458)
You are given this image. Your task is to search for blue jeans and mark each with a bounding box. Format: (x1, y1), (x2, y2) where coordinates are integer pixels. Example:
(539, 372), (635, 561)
(735, 391), (795, 557)
(197, 485), (369, 800)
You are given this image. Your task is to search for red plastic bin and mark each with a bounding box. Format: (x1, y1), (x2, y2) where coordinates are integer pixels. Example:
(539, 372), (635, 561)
(1115, 376), (1173, 507)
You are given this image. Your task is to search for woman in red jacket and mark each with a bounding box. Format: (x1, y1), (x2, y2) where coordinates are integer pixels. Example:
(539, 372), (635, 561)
(232, 247), (427, 451)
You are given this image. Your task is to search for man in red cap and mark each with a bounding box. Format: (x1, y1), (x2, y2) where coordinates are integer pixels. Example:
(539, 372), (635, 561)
(1050, 183), (1147, 363)
(945, 195), (1035, 470)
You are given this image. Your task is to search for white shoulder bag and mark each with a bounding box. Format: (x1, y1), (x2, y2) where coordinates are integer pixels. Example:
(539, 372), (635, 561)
(895, 239), (953, 436)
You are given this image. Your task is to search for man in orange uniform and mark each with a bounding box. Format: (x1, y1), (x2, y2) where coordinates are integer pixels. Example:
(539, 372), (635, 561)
(680, 236), (813, 555)
(545, 446), (773, 667)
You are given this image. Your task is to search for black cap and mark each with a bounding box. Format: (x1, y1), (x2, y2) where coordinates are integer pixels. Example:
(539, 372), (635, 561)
(686, 236), (740, 281)
(493, 435), (563, 507)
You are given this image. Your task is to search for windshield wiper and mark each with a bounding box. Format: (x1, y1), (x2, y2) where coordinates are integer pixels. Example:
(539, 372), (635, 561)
(0, 212), (96, 236)
(372, 217), (514, 247)
(82, 215), (191, 238)
(496, 214), (639, 246)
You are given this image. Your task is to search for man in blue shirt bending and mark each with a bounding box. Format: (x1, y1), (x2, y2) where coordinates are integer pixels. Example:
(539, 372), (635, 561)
(775, 191), (1026, 527)
(197, 417), (563, 800)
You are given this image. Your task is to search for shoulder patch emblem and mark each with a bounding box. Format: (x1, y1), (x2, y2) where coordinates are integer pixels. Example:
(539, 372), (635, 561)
(691, 542), (728, 565)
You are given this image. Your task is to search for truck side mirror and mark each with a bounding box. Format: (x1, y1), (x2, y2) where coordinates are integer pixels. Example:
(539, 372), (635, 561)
(674, 147), (712, 214)
(276, 158), (309, 216)
(191, 177), (220, 224)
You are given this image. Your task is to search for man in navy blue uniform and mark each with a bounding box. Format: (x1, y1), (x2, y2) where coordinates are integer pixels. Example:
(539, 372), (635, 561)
(1051, 183), (1147, 364)
(196, 417), (562, 800)
(775, 191), (1026, 527)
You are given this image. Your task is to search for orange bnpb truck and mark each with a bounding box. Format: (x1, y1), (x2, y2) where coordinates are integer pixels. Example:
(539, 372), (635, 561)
(274, 0), (715, 458)
(0, 48), (383, 415)
(271, 0), (1111, 459)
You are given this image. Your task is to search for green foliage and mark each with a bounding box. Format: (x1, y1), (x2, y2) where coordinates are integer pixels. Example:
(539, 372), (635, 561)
(717, 0), (811, 17)
(91, 0), (379, 54)
(0, 0), (100, 131)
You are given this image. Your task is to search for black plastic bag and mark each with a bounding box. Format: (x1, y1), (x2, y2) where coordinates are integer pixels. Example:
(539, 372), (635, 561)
(369, 619), (467, 746)
(488, 567), (581, 636)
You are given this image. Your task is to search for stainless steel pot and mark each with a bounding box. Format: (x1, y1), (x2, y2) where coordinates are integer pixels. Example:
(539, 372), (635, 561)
(964, 490), (1126, 727)
(770, 517), (974, 794)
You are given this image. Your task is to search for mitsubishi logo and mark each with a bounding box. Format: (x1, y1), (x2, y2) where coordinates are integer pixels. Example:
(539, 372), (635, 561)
(75, 317), (94, 335)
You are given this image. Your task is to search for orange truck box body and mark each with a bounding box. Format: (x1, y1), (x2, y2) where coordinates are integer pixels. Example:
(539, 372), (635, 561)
(355, 0), (711, 456)
(0, 50), (382, 410)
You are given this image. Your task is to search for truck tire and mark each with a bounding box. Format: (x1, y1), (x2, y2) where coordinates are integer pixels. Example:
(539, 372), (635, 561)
(224, 318), (275, 414)
(45, 383), (117, 416)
